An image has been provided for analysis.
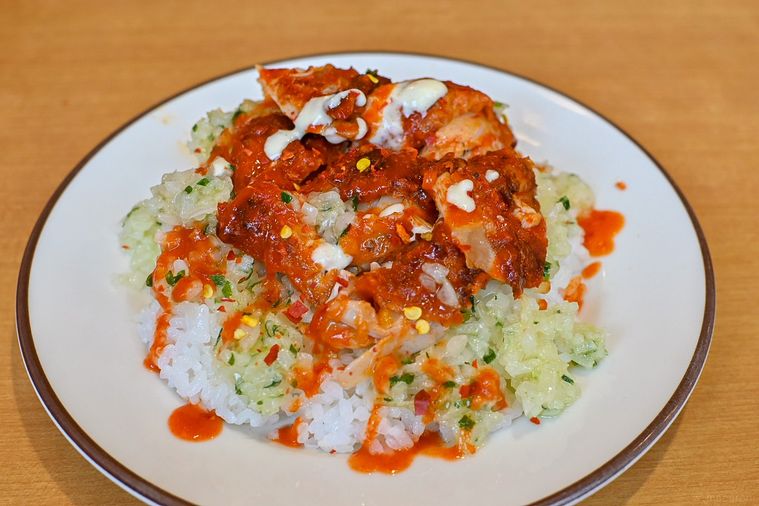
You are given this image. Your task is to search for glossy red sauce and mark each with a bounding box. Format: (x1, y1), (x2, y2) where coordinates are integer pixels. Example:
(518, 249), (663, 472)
(582, 261), (602, 279)
(293, 360), (333, 397)
(275, 417), (304, 448)
(221, 311), (244, 344)
(578, 209), (625, 256)
(467, 368), (508, 411)
(144, 289), (172, 372)
(563, 275), (587, 310)
(153, 226), (224, 289)
(373, 354), (401, 394)
(348, 431), (470, 474)
(168, 403), (223, 441)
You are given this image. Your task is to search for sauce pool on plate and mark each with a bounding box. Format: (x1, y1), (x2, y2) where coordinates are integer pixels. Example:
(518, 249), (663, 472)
(578, 209), (625, 256)
(169, 403), (223, 441)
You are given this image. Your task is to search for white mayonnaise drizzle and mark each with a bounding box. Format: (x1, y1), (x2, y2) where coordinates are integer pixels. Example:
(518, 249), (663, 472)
(311, 242), (353, 271)
(369, 79), (448, 150)
(264, 89), (367, 161)
(485, 169), (500, 182)
(446, 179), (476, 212)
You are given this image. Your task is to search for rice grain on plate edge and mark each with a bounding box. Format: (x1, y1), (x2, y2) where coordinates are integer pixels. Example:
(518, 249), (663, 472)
(119, 64), (619, 473)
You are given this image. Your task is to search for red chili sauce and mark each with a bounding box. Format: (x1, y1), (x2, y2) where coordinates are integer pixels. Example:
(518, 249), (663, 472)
(578, 209), (625, 257)
(275, 417), (304, 448)
(168, 403), (223, 441)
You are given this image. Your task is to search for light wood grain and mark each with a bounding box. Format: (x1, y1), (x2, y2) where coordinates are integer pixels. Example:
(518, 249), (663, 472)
(1, 0), (758, 504)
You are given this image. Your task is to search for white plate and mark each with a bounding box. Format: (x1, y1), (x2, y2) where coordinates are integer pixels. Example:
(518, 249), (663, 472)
(17, 52), (714, 506)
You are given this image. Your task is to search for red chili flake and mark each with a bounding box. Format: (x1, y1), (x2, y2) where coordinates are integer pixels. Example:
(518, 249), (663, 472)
(530, 417), (541, 425)
(220, 297), (236, 302)
(227, 250), (236, 261)
(217, 306), (226, 313)
(194, 147), (201, 153)
(263, 344), (280, 366)
(329, 449), (336, 454)
(195, 166), (208, 175)
(285, 300), (309, 323)
(414, 390), (431, 416)
(459, 384), (471, 398)
(121, 245), (130, 250)
(336, 277), (349, 287)
(472, 359), (479, 369)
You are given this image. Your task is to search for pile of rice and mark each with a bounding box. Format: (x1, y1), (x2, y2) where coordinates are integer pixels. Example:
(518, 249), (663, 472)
(120, 102), (606, 454)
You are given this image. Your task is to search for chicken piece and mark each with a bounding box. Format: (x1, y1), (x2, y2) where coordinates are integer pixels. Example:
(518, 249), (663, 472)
(211, 110), (334, 191)
(302, 145), (438, 265)
(338, 197), (435, 266)
(419, 111), (512, 160)
(363, 80), (516, 159)
(216, 182), (348, 305)
(422, 150), (547, 295)
(301, 145), (436, 217)
(257, 64), (388, 120)
(353, 225), (488, 325)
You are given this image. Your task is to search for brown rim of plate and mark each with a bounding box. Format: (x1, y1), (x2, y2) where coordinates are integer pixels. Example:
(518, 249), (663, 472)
(15, 50), (716, 506)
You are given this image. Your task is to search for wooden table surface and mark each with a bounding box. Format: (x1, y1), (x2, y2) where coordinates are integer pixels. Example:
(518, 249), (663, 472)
(2, 1), (757, 504)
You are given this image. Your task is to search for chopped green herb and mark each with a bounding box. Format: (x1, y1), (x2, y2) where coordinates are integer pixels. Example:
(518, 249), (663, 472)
(221, 280), (233, 298)
(469, 295), (477, 314)
(145, 273), (153, 287)
(281, 192), (293, 203)
(165, 270), (185, 287)
(561, 374), (575, 384)
(461, 308), (472, 322)
(234, 376), (243, 395)
(232, 108), (244, 120)
(401, 357), (414, 365)
(265, 322), (281, 338)
(228, 353), (235, 365)
(184, 185), (193, 194)
(558, 195), (571, 210)
(543, 261), (552, 280)
(365, 68), (379, 77)
(264, 378), (282, 388)
(389, 373), (415, 387)
(210, 274), (226, 287)
(126, 206), (139, 219)
(289, 344), (298, 355)
(257, 400), (263, 405)
(494, 101), (504, 108)
(495, 321), (504, 328)
(228, 164), (236, 172)
(458, 415), (475, 430)
(196, 177), (210, 186)
(192, 123), (198, 132)
(214, 329), (222, 348)
(339, 224), (351, 238)
(351, 195), (359, 211)
(384, 397), (392, 402)
(442, 380), (457, 388)
(483, 348), (496, 364)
